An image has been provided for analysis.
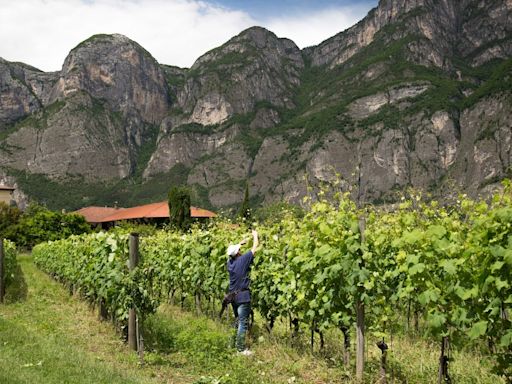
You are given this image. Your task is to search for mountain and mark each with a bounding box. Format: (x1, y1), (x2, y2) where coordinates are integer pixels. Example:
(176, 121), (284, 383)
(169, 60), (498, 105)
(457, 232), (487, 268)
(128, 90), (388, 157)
(1, 0), (511, 210)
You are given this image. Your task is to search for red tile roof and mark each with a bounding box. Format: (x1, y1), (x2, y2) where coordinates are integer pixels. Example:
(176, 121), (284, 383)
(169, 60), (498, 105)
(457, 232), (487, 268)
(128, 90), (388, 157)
(74, 206), (125, 223)
(75, 201), (216, 223)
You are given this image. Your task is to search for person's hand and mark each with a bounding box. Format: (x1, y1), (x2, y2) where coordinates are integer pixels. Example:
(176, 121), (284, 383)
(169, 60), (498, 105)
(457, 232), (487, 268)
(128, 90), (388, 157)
(251, 230), (259, 254)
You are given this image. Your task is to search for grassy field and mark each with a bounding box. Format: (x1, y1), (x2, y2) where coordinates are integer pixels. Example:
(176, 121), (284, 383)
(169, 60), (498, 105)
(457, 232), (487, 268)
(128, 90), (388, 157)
(0, 255), (505, 384)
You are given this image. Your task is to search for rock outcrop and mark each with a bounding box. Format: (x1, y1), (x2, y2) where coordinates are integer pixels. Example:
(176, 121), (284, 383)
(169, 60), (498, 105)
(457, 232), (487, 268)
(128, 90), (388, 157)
(143, 26), (303, 178)
(306, 0), (512, 70)
(0, 59), (58, 128)
(0, 0), (511, 210)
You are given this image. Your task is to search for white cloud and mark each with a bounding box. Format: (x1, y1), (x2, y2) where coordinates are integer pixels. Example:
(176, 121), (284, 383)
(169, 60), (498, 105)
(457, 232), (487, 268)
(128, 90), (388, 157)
(0, 0), (371, 72)
(265, 5), (371, 48)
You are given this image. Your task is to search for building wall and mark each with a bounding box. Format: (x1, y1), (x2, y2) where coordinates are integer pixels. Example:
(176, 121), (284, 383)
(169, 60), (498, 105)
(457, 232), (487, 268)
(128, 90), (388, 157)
(0, 190), (13, 205)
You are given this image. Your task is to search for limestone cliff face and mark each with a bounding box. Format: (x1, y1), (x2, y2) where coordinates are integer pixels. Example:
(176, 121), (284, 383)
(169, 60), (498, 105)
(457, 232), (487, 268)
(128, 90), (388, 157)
(182, 27), (303, 120)
(0, 92), (132, 181)
(0, 1), (511, 210)
(49, 34), (170, 124)
(245, 92), (511, 206)
(306, 0), (512, 70)
(1, 34), (171, 183)
(143, 26), (304, 178)
(0, 59), (58, 128)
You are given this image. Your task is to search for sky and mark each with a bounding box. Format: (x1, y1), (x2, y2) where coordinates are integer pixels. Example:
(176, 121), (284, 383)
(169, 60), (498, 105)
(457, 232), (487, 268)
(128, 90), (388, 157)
(0, 0), (378, 72)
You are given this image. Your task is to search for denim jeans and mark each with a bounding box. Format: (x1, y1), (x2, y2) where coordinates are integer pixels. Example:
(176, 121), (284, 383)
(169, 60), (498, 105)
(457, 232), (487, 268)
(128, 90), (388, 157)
(232, 302), (251, 351)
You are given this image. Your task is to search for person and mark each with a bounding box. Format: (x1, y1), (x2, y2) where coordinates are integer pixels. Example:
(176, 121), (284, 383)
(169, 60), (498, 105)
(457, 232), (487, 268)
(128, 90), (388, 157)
(226, 229), (259, 355)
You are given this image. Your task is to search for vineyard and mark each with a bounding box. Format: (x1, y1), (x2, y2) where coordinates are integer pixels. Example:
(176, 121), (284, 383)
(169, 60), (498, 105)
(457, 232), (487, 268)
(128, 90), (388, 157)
(32, 186), (512, 382)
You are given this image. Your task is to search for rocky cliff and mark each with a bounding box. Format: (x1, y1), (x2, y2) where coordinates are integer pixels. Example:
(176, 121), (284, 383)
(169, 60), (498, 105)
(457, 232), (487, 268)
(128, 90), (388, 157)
(0, 0), (511, 210)
(0, 34), (169, 186)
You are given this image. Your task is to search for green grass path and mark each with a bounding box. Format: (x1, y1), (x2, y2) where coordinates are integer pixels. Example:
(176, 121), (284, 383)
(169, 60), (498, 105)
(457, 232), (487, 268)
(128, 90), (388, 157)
(0, 255), (180, 384)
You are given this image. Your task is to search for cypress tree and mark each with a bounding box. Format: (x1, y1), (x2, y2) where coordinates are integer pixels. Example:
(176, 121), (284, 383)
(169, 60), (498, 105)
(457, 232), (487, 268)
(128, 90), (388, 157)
(238, 182), (251, 220)
(168, 186), (191, 230)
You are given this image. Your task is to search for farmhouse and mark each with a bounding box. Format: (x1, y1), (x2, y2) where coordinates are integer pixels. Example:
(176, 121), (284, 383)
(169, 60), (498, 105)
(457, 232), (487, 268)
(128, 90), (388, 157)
(75, 201), (216, 227)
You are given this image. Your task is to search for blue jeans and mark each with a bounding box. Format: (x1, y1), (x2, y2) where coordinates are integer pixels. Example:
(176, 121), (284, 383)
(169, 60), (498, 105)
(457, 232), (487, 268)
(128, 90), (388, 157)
(232, 302), (251, 351)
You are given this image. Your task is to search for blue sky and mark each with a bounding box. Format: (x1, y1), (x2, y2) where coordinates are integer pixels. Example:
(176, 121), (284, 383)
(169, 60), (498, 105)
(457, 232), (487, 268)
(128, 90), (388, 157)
(213, 0), (377, 18)
(0, 0), (378, 71)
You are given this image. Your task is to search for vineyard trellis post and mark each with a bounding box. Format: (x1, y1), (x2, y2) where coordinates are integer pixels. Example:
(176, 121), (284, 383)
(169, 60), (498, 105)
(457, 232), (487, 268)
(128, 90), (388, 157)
(0, 238), (4, 303)
(355, 144), (367, 382)
(377, 339), (388, 383)
(356, 216), (366, 382)
(128, 233), (139, 351)
(438, 336), (451, 384)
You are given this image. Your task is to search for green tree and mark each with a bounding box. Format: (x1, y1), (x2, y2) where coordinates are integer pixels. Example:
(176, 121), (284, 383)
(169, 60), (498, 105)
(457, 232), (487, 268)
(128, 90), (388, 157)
(0, 202), (21, 237)
(238, 182), (251, 221)
(5, 203), (90, 248)
(168, 186), (191, 231)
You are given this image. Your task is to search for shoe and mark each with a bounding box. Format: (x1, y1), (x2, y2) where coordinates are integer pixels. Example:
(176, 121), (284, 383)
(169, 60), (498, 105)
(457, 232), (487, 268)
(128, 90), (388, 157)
(237, 349), (253, 356)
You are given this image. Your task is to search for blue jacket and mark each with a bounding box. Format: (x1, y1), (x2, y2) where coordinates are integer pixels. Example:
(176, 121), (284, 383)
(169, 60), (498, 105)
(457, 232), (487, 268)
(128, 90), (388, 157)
(227, 250), (254, 303)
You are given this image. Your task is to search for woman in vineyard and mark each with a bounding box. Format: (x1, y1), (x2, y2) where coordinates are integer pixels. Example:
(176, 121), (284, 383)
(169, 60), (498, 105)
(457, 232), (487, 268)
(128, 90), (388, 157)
(226, 229), (259, 355)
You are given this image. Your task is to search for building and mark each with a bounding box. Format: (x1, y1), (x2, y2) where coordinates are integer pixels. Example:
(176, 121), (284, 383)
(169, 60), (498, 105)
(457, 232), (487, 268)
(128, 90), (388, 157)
(75, 201), (216, 227)
(0, 185), (15, 206)
(73, 206), (125, 226)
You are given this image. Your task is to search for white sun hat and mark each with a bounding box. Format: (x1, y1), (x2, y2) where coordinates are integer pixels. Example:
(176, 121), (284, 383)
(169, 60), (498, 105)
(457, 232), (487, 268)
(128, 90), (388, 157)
(227, 243), (241, 257)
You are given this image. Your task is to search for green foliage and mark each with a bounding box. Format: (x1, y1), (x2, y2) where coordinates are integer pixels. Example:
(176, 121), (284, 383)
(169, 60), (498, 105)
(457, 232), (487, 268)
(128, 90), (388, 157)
(132, 124), (160, 179)
(0, 202), (21, 237)
(2, 239), (18, 288)
(460, 58), (512, 110)
(237, 182), (251, 221)
(189, 46), (258, 80)
(1, 164), (204, 212)
(107, 222), (159, 237)
(5, 203), (91, 248)
(253, 201), (305, 224)
(33, 232), (158, 326)
(168, 186), (191, 231)
(171, 122), (217, 134)
(71, 34), (114, 51)
(33, 182), (512, 379)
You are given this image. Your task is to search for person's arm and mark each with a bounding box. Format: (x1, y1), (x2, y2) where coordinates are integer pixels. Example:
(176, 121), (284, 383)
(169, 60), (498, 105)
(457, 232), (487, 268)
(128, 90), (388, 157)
(251, 230), (259, 255)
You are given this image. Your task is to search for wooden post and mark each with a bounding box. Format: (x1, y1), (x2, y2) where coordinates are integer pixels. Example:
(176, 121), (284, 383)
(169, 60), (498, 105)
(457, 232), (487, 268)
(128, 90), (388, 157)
(136, 316), (144, 365)
(341, 325), (350, 366)
(195, 292), (202, 315)
(98, 298), (108, 320)
(377, 339), (388, 383)
(0, 239), (4, 304)
(310, 322), (315, 353)
(356, 216), (366, 381)
(438, 336), (450, 384)
(356, 300), (365, 381)
(128, 233), (139, 351)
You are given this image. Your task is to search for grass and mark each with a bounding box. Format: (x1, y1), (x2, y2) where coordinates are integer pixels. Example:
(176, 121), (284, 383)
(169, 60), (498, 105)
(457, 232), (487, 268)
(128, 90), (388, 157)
(0, 255), (154, 384)
(0, 254), (507, 383)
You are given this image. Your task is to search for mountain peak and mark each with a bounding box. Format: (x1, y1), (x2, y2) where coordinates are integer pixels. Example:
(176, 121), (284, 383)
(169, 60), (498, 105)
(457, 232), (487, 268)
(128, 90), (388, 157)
(70, 33), (133, 52)
(191, 25), (301, 71)
(50, 33), (169, 124)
